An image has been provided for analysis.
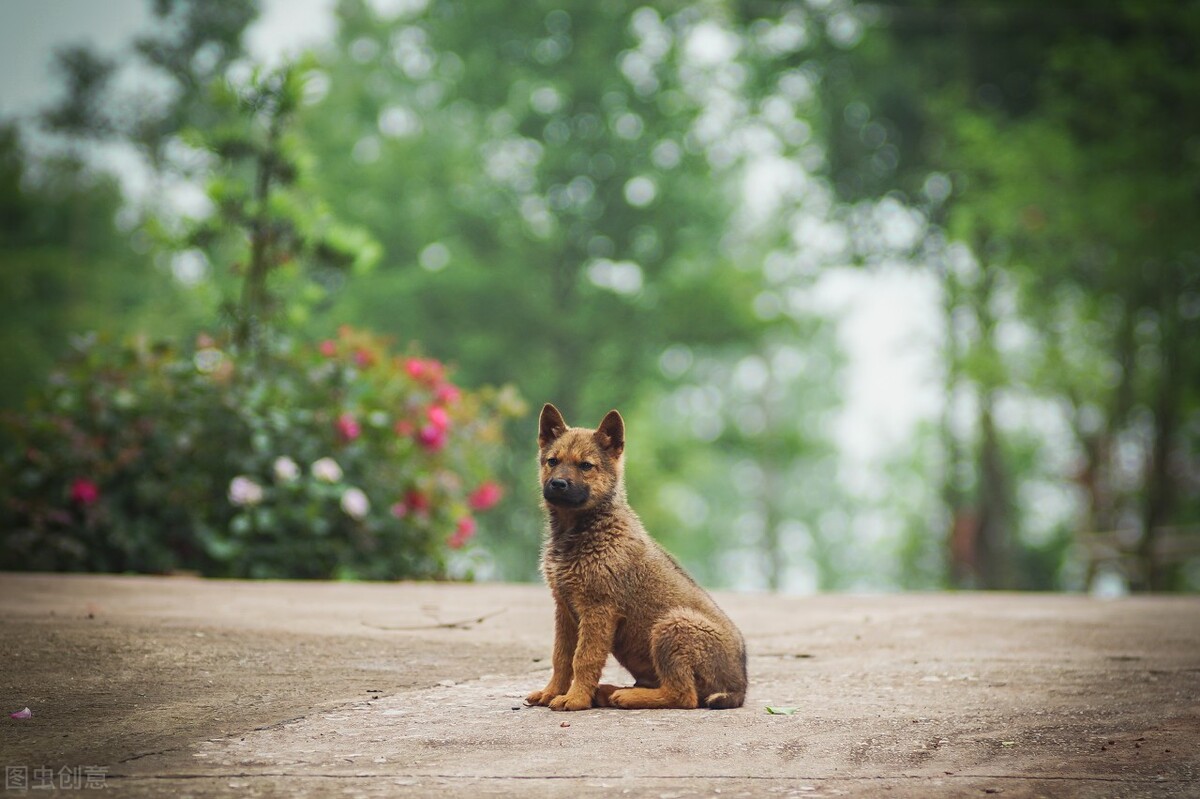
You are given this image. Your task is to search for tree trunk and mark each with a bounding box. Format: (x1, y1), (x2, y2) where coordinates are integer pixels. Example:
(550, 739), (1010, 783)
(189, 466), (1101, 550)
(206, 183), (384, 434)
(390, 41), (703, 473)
(940, 260), (970, 586)
(236, 148), (274, 356)
(1073, 304), (1135, 589)
(949, 255), (1014, 589)
(1135, 302), (1182, 591)
(761, 466), (784, 592)
(975, 395), (1012, 588)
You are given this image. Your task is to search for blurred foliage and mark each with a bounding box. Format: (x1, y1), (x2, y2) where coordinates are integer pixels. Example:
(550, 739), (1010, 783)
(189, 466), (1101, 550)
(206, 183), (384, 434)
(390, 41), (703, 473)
(3, 1), (522, 580)
(168, 60), (381, 356)
(816, 0), (1200, 590)
(0, 326), (521, 577)
(2, 0), (1196, 590)
(0, 127), (195, 410)
(294, 0), (842, 583)
(306, 0), (768, 409)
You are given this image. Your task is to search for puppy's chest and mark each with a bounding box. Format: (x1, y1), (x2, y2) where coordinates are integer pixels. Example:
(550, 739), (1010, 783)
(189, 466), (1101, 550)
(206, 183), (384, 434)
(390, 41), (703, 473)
(543, 546), (626, 610)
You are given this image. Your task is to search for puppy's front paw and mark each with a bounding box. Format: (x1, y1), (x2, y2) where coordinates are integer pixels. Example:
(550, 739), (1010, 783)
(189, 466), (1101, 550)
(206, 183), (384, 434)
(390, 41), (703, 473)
(526, 683), (570, 706)
(548, 692), (591, 711)
(525, 689), (556, 706)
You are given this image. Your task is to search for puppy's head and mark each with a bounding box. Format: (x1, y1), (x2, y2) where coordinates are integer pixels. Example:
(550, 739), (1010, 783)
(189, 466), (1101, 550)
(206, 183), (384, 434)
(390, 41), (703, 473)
(537, 403), (624, 510)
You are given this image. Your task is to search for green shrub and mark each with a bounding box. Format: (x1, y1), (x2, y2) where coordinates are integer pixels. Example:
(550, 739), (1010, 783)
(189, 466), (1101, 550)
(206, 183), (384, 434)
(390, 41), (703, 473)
(0, 326), (524, 578)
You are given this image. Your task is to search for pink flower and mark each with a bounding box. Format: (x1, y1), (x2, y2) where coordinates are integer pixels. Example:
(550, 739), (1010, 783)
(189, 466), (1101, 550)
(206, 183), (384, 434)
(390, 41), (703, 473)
(422, 359), (445, 384)
(427, 405), (451, 431)
(468, 481), (503, 511)
(417, 424), (447, 452)
(435, 383), (461, 405)
(390, 502), (408, 519)
(335, 413), (361, 442)
(353, 348), (375, 368)
(449, 515), (477, 549)
(319, 339), (337, 358)
(405, 490), (429, 512)
(70, 478), (100, 506)
(405, 357), (445, 385)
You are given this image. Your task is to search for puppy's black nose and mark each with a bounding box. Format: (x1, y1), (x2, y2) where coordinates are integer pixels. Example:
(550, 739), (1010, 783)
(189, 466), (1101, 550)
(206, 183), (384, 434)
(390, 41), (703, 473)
(548, 478), (569, 492)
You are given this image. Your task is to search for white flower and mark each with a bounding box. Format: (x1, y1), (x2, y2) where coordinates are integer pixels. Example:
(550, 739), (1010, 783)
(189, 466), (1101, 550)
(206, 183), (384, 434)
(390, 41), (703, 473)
(340, 487), (370, 520)
(228, 476), (264, 506)
(273, 456), (300, 482)
(311, 457), (343, 483)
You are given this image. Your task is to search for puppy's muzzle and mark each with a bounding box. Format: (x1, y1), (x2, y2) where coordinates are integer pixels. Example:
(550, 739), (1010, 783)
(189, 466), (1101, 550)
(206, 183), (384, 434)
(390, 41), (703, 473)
(543, 478), (589, 507)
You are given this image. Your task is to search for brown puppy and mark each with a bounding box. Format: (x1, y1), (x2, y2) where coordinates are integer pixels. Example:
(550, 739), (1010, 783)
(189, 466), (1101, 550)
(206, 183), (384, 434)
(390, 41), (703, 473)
(525, 403), (747, 711)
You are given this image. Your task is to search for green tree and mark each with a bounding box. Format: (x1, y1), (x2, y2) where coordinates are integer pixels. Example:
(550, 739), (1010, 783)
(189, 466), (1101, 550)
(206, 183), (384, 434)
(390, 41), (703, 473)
(300, 0), (784, 578)
(818, 0), (1200, 590)
(307, 1), (765, 409)
(0, 126), (186, 411)
(6, 0), (863, 588)
(2, 0), (263, 412)
(174, 61), (380, 358)
(40, 0), (261, 177)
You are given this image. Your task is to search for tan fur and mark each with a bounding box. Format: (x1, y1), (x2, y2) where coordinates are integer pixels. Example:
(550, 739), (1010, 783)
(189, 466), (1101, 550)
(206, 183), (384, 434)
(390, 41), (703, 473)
(525, 403), (748, 711)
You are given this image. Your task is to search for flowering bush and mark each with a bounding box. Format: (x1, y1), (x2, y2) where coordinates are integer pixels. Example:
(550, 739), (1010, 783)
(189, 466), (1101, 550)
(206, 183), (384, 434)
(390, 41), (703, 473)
(0, 327), (524, 578)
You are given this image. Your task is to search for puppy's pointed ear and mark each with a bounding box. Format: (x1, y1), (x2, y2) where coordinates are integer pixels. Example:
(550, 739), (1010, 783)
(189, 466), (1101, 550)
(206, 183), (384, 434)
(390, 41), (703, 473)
(595, 410), (625, 457)
(539, 403), (568, 449)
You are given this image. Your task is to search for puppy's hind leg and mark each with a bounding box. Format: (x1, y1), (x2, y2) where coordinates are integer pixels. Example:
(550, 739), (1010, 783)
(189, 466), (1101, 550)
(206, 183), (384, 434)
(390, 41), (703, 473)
(609, 610), (716, 710)
(592, 683), (621, 707)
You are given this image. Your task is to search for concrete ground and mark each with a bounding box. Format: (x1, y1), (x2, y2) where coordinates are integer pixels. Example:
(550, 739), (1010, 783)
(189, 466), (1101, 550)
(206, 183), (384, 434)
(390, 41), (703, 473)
(0, 574), (1197, 798)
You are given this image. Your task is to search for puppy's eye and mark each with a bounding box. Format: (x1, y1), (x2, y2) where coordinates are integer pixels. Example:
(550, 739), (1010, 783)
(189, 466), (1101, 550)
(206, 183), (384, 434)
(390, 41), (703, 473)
(547, 457), (559, 467)
(579, 462), (594, 471)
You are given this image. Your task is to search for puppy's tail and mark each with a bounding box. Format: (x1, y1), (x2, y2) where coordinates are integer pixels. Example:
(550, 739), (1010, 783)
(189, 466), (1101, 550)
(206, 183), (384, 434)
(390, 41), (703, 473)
(704, 691), (745, 709)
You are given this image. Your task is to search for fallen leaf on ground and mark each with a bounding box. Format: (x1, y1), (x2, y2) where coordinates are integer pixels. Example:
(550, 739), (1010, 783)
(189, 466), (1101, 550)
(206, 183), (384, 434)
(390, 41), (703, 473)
(765, 706), (798, 715)
(10, 707), (31, 719)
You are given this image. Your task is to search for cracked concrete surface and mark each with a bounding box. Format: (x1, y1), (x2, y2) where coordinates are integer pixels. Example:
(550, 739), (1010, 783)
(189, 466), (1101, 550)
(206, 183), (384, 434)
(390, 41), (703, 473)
(1, 574), (1197, 797)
